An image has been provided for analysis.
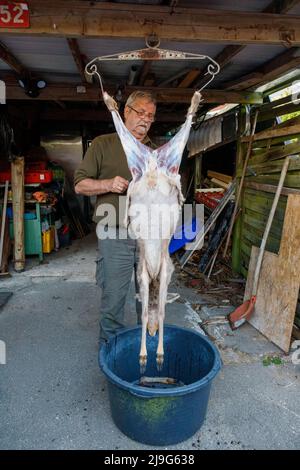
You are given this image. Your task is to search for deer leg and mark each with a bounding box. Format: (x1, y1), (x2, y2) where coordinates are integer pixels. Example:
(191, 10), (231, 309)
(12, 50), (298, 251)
(156, 256), (169, 371)
(139, 259), (149, 374)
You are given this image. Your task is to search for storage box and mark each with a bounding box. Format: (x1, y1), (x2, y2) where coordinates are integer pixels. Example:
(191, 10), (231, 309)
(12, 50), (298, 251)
(0, 169), (53, 184)
(42, 227), (55, 253)
(25, 170), (53, 184)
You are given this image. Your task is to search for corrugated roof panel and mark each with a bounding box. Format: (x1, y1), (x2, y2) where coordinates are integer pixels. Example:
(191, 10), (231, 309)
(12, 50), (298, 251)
(0, 37), (77, 74)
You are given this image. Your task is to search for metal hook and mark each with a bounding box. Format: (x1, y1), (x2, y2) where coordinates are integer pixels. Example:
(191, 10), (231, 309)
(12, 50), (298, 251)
(145, 34), (160, 49)
(196, 62), (220, 93)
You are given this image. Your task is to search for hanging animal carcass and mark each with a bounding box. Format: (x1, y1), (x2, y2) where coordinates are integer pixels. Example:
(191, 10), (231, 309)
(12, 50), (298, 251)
(103, 91), (201, 371)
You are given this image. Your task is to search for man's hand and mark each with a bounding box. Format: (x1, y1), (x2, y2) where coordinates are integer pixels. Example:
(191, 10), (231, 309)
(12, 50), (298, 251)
(109, 176), (129, 194)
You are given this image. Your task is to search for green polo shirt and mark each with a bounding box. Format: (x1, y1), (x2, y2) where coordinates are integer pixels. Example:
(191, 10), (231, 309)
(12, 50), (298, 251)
(74, 132), (155, 226)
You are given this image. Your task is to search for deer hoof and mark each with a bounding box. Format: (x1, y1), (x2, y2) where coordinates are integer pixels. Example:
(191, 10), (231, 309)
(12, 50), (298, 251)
(156, 354), (164, 371)
(139, 355), (147, 374)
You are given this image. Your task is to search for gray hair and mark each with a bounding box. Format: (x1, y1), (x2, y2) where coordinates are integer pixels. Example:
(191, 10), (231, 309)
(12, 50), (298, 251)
(125, 90), (157, 108)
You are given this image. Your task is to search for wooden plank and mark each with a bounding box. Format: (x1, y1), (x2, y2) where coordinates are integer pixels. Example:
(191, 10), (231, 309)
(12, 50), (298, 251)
(248, 141), (300, 166)
(242, 124), (300, 142)
(210, 177), (229, 189)
(237, 157), (300, 177)
(246, 195), (300, 352)
(244, 181), (300, 196)
(245, 173), (300, 187)
(1, 2), (300, 45)
(207, 171), (232, 183)
(243, 212), (283, 239)
(3, 83), (263, 104)
(258, 102), (300, 122)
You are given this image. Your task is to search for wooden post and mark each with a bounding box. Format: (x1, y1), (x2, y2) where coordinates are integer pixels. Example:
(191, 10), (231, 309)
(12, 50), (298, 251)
(11, 157), (25, 271)
(194, 153), (202, 192)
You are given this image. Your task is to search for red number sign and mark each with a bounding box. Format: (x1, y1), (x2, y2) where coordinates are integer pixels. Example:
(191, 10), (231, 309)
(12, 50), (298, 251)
(0, 2), (30, 28)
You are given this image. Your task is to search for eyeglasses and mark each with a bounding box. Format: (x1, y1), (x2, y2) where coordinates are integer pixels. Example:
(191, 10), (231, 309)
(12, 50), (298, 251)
(127, 105), (155, 122)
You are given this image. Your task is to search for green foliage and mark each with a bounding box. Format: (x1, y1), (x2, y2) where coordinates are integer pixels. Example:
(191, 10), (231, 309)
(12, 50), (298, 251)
(262, 355), (283, 366)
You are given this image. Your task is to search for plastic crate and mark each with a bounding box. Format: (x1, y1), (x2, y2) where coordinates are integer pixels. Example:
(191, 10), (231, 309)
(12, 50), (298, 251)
(0, 169), (53, 184)
(25, 170), (53, 184)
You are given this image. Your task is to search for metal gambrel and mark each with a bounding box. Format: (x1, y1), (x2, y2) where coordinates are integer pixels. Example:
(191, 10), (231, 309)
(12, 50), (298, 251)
(85, 36), (220, 96)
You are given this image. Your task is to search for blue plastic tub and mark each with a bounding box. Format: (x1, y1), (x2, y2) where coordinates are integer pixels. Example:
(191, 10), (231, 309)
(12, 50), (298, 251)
(99, 324), (221, 445)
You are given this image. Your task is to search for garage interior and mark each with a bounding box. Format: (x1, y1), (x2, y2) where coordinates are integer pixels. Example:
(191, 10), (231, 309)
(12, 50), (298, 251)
(0, 0), (300, 450)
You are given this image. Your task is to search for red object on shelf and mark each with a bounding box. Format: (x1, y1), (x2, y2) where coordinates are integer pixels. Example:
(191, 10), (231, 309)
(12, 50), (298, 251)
(194, 190), (224, 210)
(25, 170), (53, 184)
(0, 169), (53, 184)
(0, 171), (11, 183)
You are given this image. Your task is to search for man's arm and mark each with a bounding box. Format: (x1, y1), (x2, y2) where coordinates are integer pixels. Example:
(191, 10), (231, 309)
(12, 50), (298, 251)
(75, 176), (129, 196)
(74, 136), (129, 196)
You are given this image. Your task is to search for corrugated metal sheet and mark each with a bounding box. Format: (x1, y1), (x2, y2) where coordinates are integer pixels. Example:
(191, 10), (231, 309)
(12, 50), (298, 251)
(0, 34), (287, 89)
(188, 118), (222, 156)
(0, 37), (77, 74)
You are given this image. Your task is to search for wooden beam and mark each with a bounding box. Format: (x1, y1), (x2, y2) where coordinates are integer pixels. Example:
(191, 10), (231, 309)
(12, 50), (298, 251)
(39, 108), (182, 123)
(66, 38), (86, 83)
(157, 68), (190, 87)
(0, 41), (25, 75)
(177, 69), (200, 88)
(244, 181), (300, 196)
(138, 61), (153, 86)
(3, 82), (263, 104)
(11, 157), (25, 272)
(224, 47), (300, 90)
(241, 123), (300, 141)
(1, 2), (300, 45)
(194, 0), (300, 89)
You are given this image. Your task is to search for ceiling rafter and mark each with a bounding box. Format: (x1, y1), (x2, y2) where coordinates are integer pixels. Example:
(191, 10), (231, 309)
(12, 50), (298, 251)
(193, 0), (299, 90)
(223, 46), (300, 91)
(2, 82), (263, 104)
(66, 38), (87, 83)
(0, 41), (25, 75)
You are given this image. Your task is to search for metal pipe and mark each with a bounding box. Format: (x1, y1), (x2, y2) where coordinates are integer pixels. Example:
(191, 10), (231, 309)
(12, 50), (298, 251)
(127, 65), (139, 86)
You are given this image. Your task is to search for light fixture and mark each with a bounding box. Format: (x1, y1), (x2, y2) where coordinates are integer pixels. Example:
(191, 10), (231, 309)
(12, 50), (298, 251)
(18, 74), (47, 98)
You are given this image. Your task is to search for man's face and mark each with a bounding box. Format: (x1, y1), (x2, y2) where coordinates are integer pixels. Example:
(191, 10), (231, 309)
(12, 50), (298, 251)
(124, 98), (156, 141)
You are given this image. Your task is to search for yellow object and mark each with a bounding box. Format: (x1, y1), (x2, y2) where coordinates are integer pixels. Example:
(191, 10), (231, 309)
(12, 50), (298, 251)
(42, 227), (55, 253)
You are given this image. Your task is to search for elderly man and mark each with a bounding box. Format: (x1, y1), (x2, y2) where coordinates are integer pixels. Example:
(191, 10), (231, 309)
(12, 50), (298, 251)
(74, 91), (156, 345)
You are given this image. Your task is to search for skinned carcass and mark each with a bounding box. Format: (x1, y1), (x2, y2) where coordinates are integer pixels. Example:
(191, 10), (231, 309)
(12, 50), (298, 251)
(103, 91), (201, 371)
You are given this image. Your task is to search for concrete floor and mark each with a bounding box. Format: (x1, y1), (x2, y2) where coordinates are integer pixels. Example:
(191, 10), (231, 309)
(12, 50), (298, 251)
(0, 233), (299, 450)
